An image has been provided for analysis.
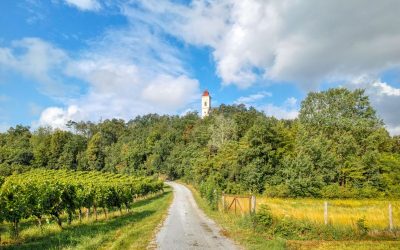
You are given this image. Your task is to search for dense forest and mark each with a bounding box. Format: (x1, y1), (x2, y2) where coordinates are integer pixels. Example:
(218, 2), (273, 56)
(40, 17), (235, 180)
(1, 88), (399, 200)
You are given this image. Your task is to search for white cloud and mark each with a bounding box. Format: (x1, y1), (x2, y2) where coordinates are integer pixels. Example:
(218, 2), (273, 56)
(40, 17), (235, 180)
(0, 38), (72, 98)
(261, 97), (299, 120)
(142, 75), (199, 109)
(134, 0), (400, 89)
(34, 49), (200, 128)
(234, 91), (271, 105)
(388, 126), (400, 136)
(64, 0), (101, 11)
(31, 15), (200, 129)
(37, 106), (82, 130)
(0, 3), (203, 130)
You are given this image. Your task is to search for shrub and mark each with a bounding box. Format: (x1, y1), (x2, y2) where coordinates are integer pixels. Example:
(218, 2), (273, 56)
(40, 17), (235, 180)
(356, 217), (369, 236)
(320, 184), (357, 198)
(274, 217), (314, 239)
(199, 178), (219, 210)
(264, 184), (290, 197)
(253, 204), (274, 229)
(357, 186), (382, 198)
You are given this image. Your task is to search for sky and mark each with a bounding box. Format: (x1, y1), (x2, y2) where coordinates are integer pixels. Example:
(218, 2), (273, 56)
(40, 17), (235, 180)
(1, 0), (400, 135)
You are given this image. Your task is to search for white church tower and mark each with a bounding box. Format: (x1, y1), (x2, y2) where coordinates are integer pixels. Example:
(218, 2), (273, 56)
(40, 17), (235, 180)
(201, 90), (211, 118)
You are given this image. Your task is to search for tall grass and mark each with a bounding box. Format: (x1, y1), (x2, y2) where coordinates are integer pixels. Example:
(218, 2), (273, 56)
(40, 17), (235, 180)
(258, 198), (400, 230)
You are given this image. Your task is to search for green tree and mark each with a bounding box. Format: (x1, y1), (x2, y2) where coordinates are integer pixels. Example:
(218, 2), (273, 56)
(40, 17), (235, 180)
(86, 132), (105, 171)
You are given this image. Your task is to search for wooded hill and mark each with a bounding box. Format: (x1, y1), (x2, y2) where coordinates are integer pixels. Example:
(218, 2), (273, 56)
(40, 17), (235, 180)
(1, 88), (399, 200)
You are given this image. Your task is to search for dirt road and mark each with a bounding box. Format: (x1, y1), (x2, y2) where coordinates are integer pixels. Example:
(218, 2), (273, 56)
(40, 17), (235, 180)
(155, 182), (239, 250)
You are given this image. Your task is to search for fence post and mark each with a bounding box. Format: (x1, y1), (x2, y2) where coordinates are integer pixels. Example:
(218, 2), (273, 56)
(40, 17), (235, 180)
(324, 201), (328, 225)
(222, 193), (225, 212)
(389, 203), (393, 231)
(251, 195), (256, 214)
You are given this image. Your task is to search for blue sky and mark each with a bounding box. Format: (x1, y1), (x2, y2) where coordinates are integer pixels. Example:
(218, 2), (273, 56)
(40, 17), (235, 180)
(1, 0), (400, 135)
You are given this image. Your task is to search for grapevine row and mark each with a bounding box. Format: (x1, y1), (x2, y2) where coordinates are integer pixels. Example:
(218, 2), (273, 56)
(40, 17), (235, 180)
(0, 169), (164, 237)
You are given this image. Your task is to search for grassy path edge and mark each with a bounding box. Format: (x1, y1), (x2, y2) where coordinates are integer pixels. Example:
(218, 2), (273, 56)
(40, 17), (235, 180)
(179, 181), (285, 250)
(147, 183), (175, 250)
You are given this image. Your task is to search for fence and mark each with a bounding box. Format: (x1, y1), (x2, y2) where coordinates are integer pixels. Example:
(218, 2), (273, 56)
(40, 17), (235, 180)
(322, 201), (395, 230)
(257, 198), (398, 230)
(221, 195), (397, 230)
(221, 193), (256, 215)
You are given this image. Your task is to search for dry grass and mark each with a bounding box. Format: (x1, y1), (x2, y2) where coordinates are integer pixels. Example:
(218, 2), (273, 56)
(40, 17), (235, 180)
(258, 198), (400, 230)
(287, 240), (400, 250)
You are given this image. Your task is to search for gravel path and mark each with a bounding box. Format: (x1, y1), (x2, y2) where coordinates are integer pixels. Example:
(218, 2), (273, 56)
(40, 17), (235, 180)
(155, 182), (239, 250)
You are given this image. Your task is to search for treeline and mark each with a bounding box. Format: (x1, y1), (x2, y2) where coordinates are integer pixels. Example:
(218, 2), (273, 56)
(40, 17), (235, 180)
(0, 88), (399, 199)
(0, 169), (163, 237)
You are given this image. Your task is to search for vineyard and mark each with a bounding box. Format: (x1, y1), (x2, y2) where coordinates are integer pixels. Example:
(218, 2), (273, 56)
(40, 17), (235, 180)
(0, 169), (164, 238)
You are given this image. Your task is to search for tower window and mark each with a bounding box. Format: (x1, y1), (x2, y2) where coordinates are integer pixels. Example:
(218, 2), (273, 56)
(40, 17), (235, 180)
(204, 102), (207, 106)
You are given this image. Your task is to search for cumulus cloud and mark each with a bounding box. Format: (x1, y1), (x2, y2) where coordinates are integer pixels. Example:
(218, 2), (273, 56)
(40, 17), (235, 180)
(134, 0), (400, 89)
(64, 0), (101, 11)
(34, 53), (200, 128)
(37, 106), (82, 129)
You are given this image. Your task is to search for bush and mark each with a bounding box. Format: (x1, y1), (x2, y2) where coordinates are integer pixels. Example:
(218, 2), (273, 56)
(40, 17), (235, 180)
(264, 184), (290, 197)
(356, 217), (369, 236)
(253, 204), (273, 229)
(357, 186), (382, 198)
(320, 184), (357, 198)
(199, 178), (219, 210)
(274, 217), (313, 239)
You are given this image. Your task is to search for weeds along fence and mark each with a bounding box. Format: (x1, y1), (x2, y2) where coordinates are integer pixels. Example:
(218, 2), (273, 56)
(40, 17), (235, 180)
(257, 198), (400, 231)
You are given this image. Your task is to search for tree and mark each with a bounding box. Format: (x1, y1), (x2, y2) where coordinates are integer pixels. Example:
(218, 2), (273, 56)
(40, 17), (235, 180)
(48, 130), (72, 169)
(86, 133), (105, 171)
(297, 88), (391, 192)
(0, 125), (33, 167)
(31, 127), (52, 168)
(209, 115), (238, 151)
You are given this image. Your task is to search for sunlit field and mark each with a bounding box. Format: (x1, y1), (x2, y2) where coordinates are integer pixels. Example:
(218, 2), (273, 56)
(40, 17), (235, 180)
(258, 198), (400, 230)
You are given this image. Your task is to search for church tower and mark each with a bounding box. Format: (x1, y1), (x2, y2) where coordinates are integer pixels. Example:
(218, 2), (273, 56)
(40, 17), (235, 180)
(201, 90), (211, 118)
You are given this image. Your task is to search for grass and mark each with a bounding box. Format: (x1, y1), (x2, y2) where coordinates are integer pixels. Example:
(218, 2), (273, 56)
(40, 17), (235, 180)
(286, 240), (400, 250)
(0, 187), (173, 250)
(184, 182), (400, 250)
(257, 198), (400, 230)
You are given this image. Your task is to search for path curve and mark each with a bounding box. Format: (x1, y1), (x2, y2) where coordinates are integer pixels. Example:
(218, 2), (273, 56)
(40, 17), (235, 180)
(156, 182), (239, 250)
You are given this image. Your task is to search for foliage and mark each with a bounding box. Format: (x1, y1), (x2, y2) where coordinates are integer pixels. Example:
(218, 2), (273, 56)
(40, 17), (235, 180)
(356, 217), (369, 236)
(0, 88), (399, 199)
(0, 169), (163, 237)
(252, 204), (274, 230)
